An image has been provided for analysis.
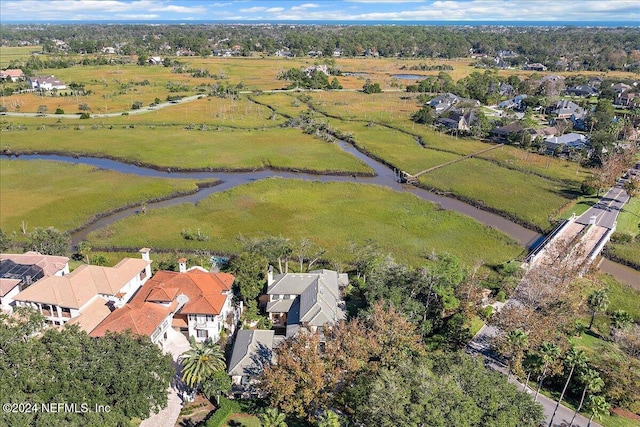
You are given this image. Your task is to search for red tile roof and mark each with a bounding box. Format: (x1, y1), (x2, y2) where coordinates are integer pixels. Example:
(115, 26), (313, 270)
(90, 270), (234, 338)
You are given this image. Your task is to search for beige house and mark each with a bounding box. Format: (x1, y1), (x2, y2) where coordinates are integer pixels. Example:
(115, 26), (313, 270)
(0, 252), (69, 312)
(14, 249), (151, 332)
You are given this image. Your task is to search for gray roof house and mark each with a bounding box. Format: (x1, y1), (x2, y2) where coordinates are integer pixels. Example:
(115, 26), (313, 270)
(544, 133), (588, 153)
(265, 268), (347, 337)
(566, 85), (598, 97)
(227, 329), (276, 393)
(428, 93), (462, 114)
(549, 100), (586, 120)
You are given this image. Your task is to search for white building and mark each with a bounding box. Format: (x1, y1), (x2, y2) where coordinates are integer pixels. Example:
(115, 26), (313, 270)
(91, 261), (236, 346)
(0, 252), (69, 312)
(14, 249), (151, 332)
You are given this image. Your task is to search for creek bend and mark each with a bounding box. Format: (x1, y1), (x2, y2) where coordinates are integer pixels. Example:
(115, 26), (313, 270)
(10, 140), (638, 287)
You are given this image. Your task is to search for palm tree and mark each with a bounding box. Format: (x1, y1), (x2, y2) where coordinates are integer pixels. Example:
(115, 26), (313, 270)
(611, 310), (633, 332)
(259, 407), (287, 427)
(179, 341), (226, 390)
(548, 348), (587, 427)
(586, 395), (610, 427)
(587, 288), (609, 329)
(534, 341), (561, 402)
(505, 329), (528, 382)
(318, 410), (341, 427)
(569, 368), (604, 427)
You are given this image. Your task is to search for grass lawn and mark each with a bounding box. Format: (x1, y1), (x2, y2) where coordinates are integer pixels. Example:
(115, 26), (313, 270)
(87, 179), (523, 267)
(222, 413), (262, 427)
(0, 159), (204, 233)
(606, 195), (640, 269)
(418, 158), (577, 231)
(2, 126), (373, 173)
(599, 274), (640, 322)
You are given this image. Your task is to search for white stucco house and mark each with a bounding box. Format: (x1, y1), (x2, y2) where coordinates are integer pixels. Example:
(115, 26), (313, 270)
(14, 249), (152, 332)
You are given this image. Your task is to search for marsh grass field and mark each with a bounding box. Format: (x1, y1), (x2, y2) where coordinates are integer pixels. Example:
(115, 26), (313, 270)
(1, 49), (636, 269)
(417, 158), (576, 231)
(1, 126), (373, 173)
(0, 159), (205, 233)
(87, 178), (523, 267)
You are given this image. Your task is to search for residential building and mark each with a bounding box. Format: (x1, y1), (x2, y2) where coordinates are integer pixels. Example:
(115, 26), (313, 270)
(437, 109), (477, 132)
(0, 252), (69, 312)
(566, 85), (598, 97)
(489, 122), (525, 141)
(14, 249), (151, 331)
(0, 69), (25, 82)
(498, 94), (528, 110)
(615, 91), (637, 108)
(428, 93), (462, 114)
(523, 63), (547, 71)
(611, 82), (632, 94)
(29, 75), (67, 91)
(227, 329), (277, 395)
(91, 261), (236, 345)
(548, 100), (586, 121)
(265, 268), (347, 338)
(544, 133), (589, 153)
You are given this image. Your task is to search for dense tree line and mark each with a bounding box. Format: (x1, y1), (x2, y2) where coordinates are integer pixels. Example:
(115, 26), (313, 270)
(2, 24), (639, 71)
(0, 309), (174, 427)
(261, 302), (544, 426)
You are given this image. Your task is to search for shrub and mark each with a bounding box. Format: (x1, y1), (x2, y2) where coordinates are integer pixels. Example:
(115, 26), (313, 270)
(79, 113), (90, 119)
(205, 397), (240, 427)
(481, 306), (494, 320)
(611, 232), (633, 244)
(54, 108), (64, 114)
(581, 179), (598, 195)
(131, 100), (143, 110)
(496, 290), (506, 302)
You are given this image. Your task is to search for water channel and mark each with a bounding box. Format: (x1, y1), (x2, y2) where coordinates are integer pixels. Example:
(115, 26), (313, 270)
(10, 138), (639, 287)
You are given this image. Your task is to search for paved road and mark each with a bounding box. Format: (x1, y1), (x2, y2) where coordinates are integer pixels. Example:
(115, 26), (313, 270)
(576, 180), (630, 230)
(467, 322), (602, 427)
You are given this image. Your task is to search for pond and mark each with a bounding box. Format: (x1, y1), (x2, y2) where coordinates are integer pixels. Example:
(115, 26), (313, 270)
(392, 74), (427, 80)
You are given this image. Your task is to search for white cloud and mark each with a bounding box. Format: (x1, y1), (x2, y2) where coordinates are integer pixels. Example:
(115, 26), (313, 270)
(239, 6), (267, 13)
(0, 0), (208, 20)
(266, 7), (285, 12)
(114, 14), (161, 19)
(346, 0), (425, 2)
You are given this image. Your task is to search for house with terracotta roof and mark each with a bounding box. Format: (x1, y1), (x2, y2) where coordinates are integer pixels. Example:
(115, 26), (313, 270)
(14, 249), (151, 331)
(0, 252), (69, 312)
(0, 68), (25, 82)
(91, 262), (236, 345)
(265, 268), (347, 338)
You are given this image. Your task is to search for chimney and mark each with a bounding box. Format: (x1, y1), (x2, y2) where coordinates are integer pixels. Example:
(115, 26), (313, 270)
(179, 258), (187, 273)
(139, 248), (152, 278)
(139, 248), (151, 262)
(267, 265), (274, 286)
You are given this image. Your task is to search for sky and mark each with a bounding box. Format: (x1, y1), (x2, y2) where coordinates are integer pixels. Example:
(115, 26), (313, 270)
(0, 0), (639, 23)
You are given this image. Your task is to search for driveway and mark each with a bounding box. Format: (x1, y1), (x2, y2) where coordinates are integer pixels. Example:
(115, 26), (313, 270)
(468, 324), (601, 427)
(141, 328), (191, 427)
